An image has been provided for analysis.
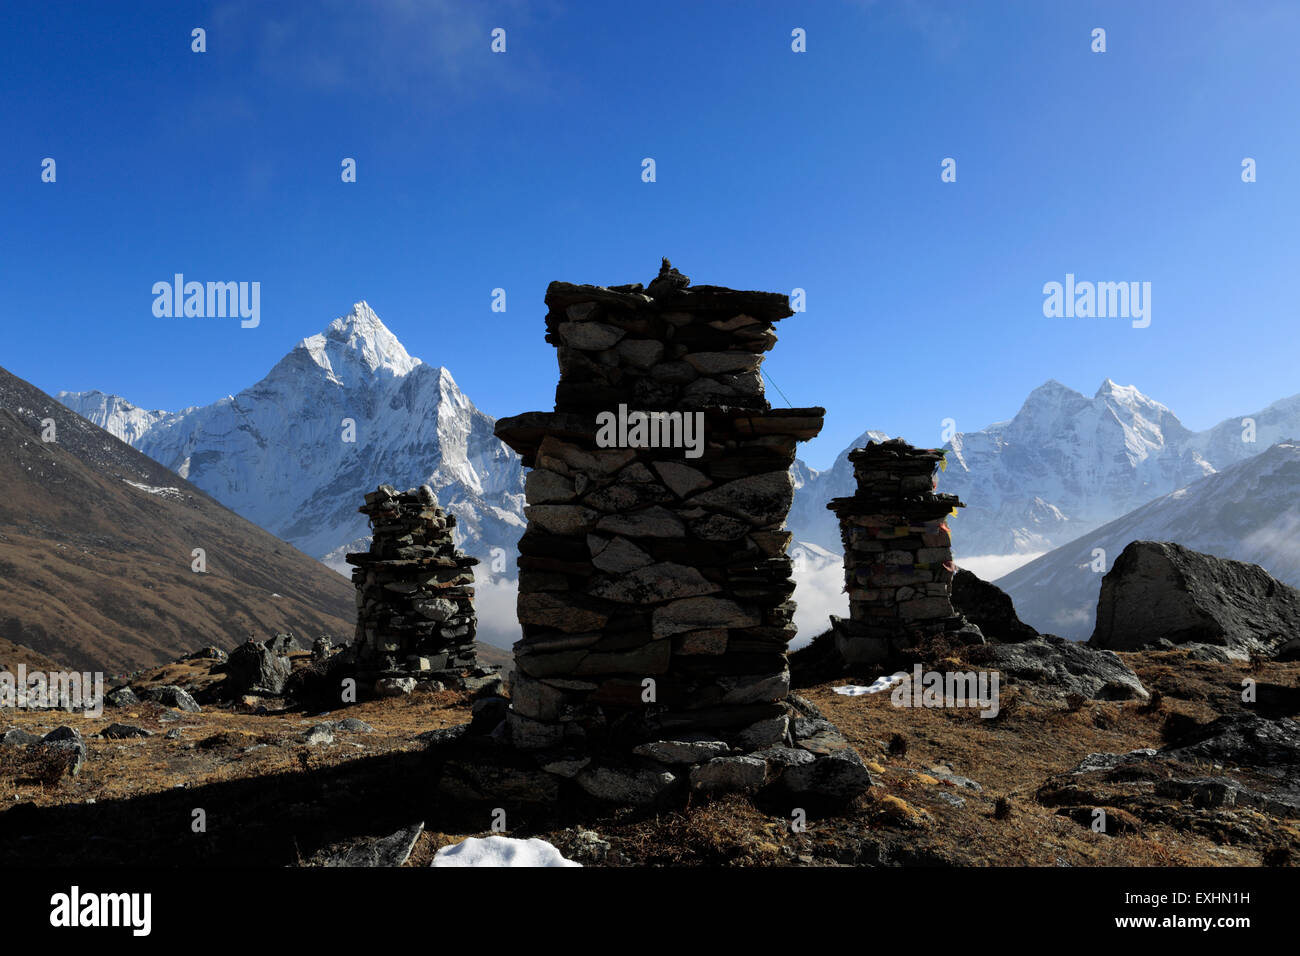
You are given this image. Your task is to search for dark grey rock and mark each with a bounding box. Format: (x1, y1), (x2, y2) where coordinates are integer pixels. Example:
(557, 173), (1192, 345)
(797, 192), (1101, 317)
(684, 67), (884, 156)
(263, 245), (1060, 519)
(1164, 712), (1300, 771)
(465, 674), (505, 697)
(418, 724), (469, 747)
(185, 645), (229, 663)
(782, 748), (876, 800)
(632, 737), (730, 764)
(303, 723), (335, 746)
(1090, 541), (1300, 657)
(576, 766), (677, 806)
(331, 717), (374, 734)
(374, 677), (417, 697)
(0, 728), (41, 747)
(224, 641), (291, 697)
(952, 569), (1038, 643)
(314, 823), (424, 867)
(753, 746), (816, 771)
(978, 636), (1148, 701)
(103, 687), (140, 708)
(1045, 715), (1300, 829)
(266, 633), (304, 656)
(143, 685), (202, 712)
(42, 726), (81, 743)
(688, 755), (769, 794)
(100, 723), (152, 739)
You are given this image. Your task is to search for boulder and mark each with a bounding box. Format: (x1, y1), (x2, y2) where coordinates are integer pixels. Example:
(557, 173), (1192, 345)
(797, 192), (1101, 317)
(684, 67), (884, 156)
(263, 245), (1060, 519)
(782, 749), (876, 800)
(1038, 714), (1300, 838)
(1090, 541), (1300, 657)
(575, 766), (677, 806)
(99, 723), (152, 740)
(951, 568), (1038, 643)
(688, 755), (769, 794)
(223, 641), (291, 697)
(103, 686), (140, 708)
(331, 717), (374, 734)
(632, 737), (730, 764)
(374, 677), (417, 697)
(0, 728), (41, 747)
(313, 823), (425, 867)
(266, 633), (304, 656)
(977, 636), (1148, 701)
(302, 723), (335, 746)
(143, 685), (202, 712)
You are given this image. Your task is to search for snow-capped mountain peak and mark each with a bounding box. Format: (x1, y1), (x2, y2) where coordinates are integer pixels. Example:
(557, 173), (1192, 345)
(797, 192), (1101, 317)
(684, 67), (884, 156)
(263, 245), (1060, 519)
(787, 378), (1300, 560)
(59, 303), (526, 580)
(298, 301), (421, 383)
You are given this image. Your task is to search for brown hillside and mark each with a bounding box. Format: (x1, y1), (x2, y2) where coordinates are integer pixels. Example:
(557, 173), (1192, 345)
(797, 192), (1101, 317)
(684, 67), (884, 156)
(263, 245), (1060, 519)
(0, 364), (355, 675)
(0, 635), (67, 674)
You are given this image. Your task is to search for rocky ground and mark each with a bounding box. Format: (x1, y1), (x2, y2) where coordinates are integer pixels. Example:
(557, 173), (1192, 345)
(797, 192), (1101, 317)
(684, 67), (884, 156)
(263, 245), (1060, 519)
(1, 643), (1296, 867)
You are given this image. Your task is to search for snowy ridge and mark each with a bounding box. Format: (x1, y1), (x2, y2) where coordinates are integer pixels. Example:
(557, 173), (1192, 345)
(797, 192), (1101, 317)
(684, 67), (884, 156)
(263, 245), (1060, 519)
(788, 379), (1300, 560)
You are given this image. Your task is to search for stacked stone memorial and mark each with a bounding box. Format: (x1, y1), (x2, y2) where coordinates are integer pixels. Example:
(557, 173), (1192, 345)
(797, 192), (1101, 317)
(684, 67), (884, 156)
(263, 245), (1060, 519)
(347, 484), (481, 693)
(826, 439), (971, 664)
(478, 261), (874, 805)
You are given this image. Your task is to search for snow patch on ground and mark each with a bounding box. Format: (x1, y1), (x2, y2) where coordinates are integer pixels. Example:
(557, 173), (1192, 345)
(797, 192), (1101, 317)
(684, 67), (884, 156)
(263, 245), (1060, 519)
(834, 672), (909, 696)
(431, 836), (580, 867)
(123, 480), (184, 500)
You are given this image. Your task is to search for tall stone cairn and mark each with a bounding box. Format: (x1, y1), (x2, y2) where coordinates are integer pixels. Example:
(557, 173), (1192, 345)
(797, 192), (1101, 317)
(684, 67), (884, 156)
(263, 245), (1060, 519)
(347, 484), (480, 691)
(494, 260), (826, 755)
(826, 439), (967, 664)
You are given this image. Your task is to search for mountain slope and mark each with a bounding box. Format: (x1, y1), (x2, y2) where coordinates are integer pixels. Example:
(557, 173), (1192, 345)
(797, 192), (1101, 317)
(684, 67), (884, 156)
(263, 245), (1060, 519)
(59, 303), (528, 574)
(0, 364), (355, 675)
(996, 440), (1300, 639)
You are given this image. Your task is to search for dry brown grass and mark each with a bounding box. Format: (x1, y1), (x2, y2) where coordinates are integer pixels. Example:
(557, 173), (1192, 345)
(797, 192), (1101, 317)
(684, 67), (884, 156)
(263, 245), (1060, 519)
(1, 648), (1295, 867)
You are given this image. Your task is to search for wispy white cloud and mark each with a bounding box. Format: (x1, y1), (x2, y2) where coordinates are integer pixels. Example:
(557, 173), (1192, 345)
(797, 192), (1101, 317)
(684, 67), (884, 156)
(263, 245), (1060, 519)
(211, 0), (549, 102)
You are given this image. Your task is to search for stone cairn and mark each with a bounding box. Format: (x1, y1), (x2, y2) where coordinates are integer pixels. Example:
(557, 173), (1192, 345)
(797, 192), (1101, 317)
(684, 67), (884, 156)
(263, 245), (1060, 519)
(474, 260), (875, 806)
(826, 438), (975, 665)
(347, 484), (483, 693)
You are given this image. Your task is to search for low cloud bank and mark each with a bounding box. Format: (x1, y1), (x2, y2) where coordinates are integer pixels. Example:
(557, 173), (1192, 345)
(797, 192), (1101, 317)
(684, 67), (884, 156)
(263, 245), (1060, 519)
(954, 552), (1045, 581)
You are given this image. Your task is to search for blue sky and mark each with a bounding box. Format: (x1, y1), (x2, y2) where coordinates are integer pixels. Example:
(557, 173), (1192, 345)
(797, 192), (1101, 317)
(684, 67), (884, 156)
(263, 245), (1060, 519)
(3, 0), (1297, 469)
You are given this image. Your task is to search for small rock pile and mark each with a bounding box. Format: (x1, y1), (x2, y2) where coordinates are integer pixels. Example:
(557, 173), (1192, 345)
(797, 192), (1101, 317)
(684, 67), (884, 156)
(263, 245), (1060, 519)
(347, 484), (483, 693)
(826, 439), (972, 664)
(472, 261), (873, 806)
